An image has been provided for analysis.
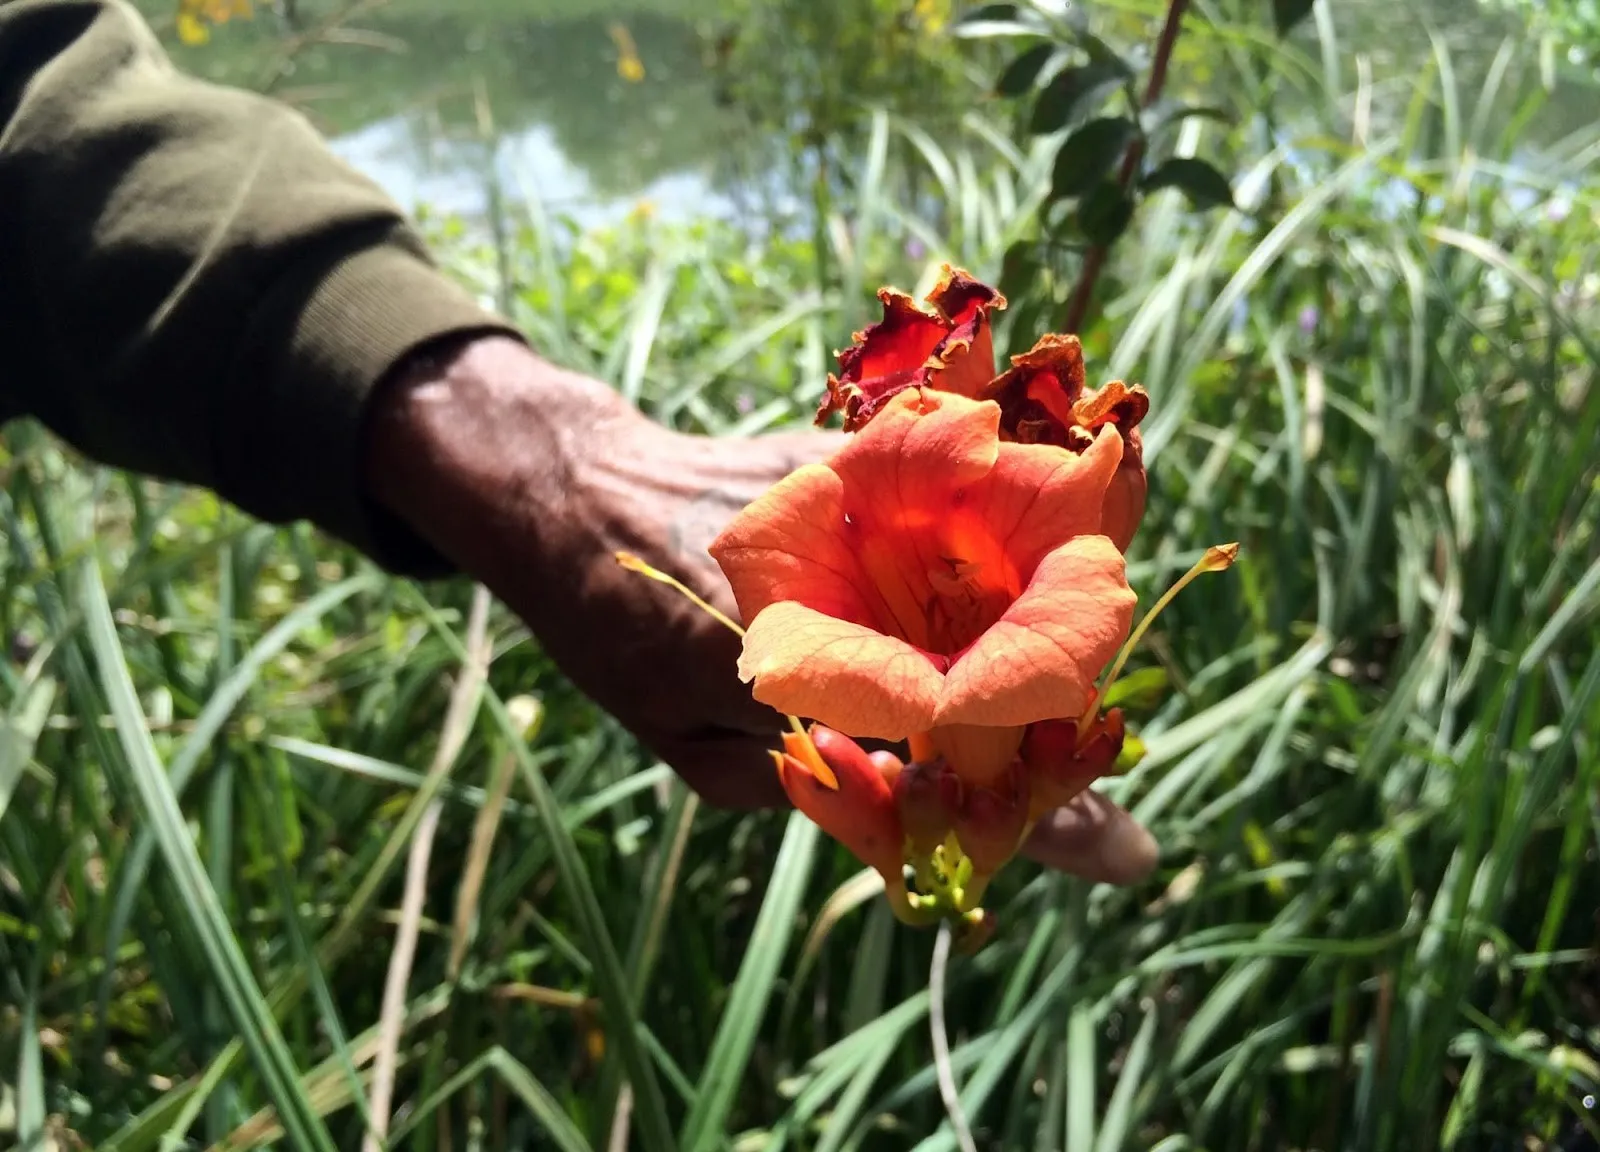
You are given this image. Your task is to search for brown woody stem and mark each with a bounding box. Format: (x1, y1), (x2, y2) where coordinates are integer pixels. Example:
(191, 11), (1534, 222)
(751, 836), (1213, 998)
(1062, 0), (1192, 335)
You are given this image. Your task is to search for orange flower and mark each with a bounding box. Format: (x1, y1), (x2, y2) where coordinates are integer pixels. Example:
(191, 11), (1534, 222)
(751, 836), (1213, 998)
(709, 387), (1137, 788)
(817, 267), (1149, 552)
(622, 267), (1239, 930)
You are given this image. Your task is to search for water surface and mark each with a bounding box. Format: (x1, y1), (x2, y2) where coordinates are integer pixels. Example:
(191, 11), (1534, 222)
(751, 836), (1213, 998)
(132, 0), (1595, 226)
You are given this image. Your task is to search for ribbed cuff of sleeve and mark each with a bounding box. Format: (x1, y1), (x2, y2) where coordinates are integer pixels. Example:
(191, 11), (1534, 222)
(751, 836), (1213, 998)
(219, 232), (525, 579)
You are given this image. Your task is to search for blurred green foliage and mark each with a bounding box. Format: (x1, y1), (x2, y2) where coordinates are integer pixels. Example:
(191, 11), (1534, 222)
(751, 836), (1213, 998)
(1482, 0), (1600, 67)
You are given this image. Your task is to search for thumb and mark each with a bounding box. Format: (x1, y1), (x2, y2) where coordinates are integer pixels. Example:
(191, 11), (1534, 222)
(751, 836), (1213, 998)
(1020, 791), (1159, 885)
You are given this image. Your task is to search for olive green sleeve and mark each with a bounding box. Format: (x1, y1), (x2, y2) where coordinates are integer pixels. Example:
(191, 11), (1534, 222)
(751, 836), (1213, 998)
(0, 0), (524, 574)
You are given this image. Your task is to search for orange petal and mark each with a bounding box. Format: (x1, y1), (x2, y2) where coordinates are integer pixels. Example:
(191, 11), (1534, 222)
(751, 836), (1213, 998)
(936, 536), (1136, 728)
(774, 725), (904, 880)
(925, 723), (1025, 789)
(738, 601), (943, 739)
(1101, 427), (1146, 553)
(974, 426), (1124, 576)
(826, 391), (1010, 653)
(708, 462), (878, 629)
(827, 388), (1000, 499)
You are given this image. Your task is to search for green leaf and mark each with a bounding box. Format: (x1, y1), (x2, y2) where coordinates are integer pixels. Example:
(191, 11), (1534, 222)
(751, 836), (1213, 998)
(952, 4), (1040, 40)
(0, 675), (54, 824)
(1148, 102), (1235, 134)
(679, 813), (819, 1152)
(998, 239), (1039, 300)
(1079, 31), (1136, 75)
(1101, 665), (1170, 710)
(95, 573), (378, 1057)
(1076, 179), (1135, 246)
(1051, 117), (1138, 199)
(1092, 1004), (1159, 1152)
(1142, 157), (1237, 209)
(995, 44), (1055, 97)
(380, 584), (675, 1150)
(1272, 0), (1316, 36)
(390, 1048), (592, 1152)
(77, 548), (337, 1152)
(962, 2), (1019, 20)
(1028, 62), (1125, 134)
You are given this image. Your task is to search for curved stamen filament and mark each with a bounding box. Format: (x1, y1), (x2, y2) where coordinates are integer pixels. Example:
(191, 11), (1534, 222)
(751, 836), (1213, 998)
(616, 551), (746, 638)
(1082, 542), (1239, 730)
(616, 551), (828, 781)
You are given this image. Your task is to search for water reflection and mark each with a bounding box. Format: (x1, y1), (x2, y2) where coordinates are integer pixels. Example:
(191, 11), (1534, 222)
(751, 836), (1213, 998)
(136, 0), (762, 223)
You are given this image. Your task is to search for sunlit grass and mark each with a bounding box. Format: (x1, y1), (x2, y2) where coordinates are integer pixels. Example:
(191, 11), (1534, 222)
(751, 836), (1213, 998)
(2, 12), (1598, 1152)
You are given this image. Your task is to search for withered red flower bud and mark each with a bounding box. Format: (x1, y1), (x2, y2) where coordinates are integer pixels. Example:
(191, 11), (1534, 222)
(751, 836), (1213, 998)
(816, 267), (1004, 432)
(984, 334), (1148, 551)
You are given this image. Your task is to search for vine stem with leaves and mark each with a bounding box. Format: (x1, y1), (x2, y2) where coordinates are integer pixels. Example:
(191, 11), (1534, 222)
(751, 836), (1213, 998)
(1063, 0), (1192, 335)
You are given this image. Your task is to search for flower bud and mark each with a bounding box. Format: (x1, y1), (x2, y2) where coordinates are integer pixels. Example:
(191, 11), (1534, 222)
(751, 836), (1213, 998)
(773, 725), (904, 882)
(893, 758), (955, 856)
(1022, 709), (1126, 814)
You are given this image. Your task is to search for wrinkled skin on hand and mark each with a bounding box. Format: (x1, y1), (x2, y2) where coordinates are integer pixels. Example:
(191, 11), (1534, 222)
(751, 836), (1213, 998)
(365, 335), (1157, 885)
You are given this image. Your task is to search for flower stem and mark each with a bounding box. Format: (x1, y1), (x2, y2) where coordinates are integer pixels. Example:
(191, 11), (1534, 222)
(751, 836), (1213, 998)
(1063, 0), (1192, 334)
(930, 920), (979, 1152)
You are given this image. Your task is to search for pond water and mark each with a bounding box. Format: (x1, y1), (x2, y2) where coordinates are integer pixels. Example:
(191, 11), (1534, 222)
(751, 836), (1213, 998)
(132, 0), (1594, 229)
(136, 0), (785, 227)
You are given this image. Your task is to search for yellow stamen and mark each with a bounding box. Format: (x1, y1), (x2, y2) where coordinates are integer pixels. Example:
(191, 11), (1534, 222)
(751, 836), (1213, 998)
(615, 551), (746, 637)
(617, 550), (819, 777)
(1082, 542), (1239, 729)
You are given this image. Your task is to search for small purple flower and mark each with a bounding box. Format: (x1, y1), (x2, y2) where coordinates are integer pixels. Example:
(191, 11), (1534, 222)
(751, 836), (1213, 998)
(735, 390), (756, 415)
(1299, 305), (1318, 335)
(905, 237), (926, 261)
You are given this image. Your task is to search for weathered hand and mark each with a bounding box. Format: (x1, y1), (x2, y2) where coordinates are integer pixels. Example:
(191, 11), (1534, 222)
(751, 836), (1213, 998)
(366, 335), (1158, 884)
(522, 393), (850, 810)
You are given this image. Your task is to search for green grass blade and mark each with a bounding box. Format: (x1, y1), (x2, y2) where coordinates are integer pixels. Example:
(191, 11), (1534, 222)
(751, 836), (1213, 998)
(679, 813), (820, 1152)
(389, 1047), (592, 1152)
(75, 544), (336, 1152)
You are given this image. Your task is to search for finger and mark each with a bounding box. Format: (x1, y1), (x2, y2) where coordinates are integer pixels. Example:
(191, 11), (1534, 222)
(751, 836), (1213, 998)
(641, 727), (788, 811)
(757, 428), (850, 472)
(1019, 791), (1159, 885)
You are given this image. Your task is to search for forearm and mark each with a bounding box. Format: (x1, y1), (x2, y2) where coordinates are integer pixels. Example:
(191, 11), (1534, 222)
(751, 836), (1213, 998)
(0, 0), (520, 572)
(362, 334), (637, 594)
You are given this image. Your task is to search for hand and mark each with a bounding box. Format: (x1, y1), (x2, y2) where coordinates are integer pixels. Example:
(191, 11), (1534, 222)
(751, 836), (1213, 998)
(365, 335), (1159, 884)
